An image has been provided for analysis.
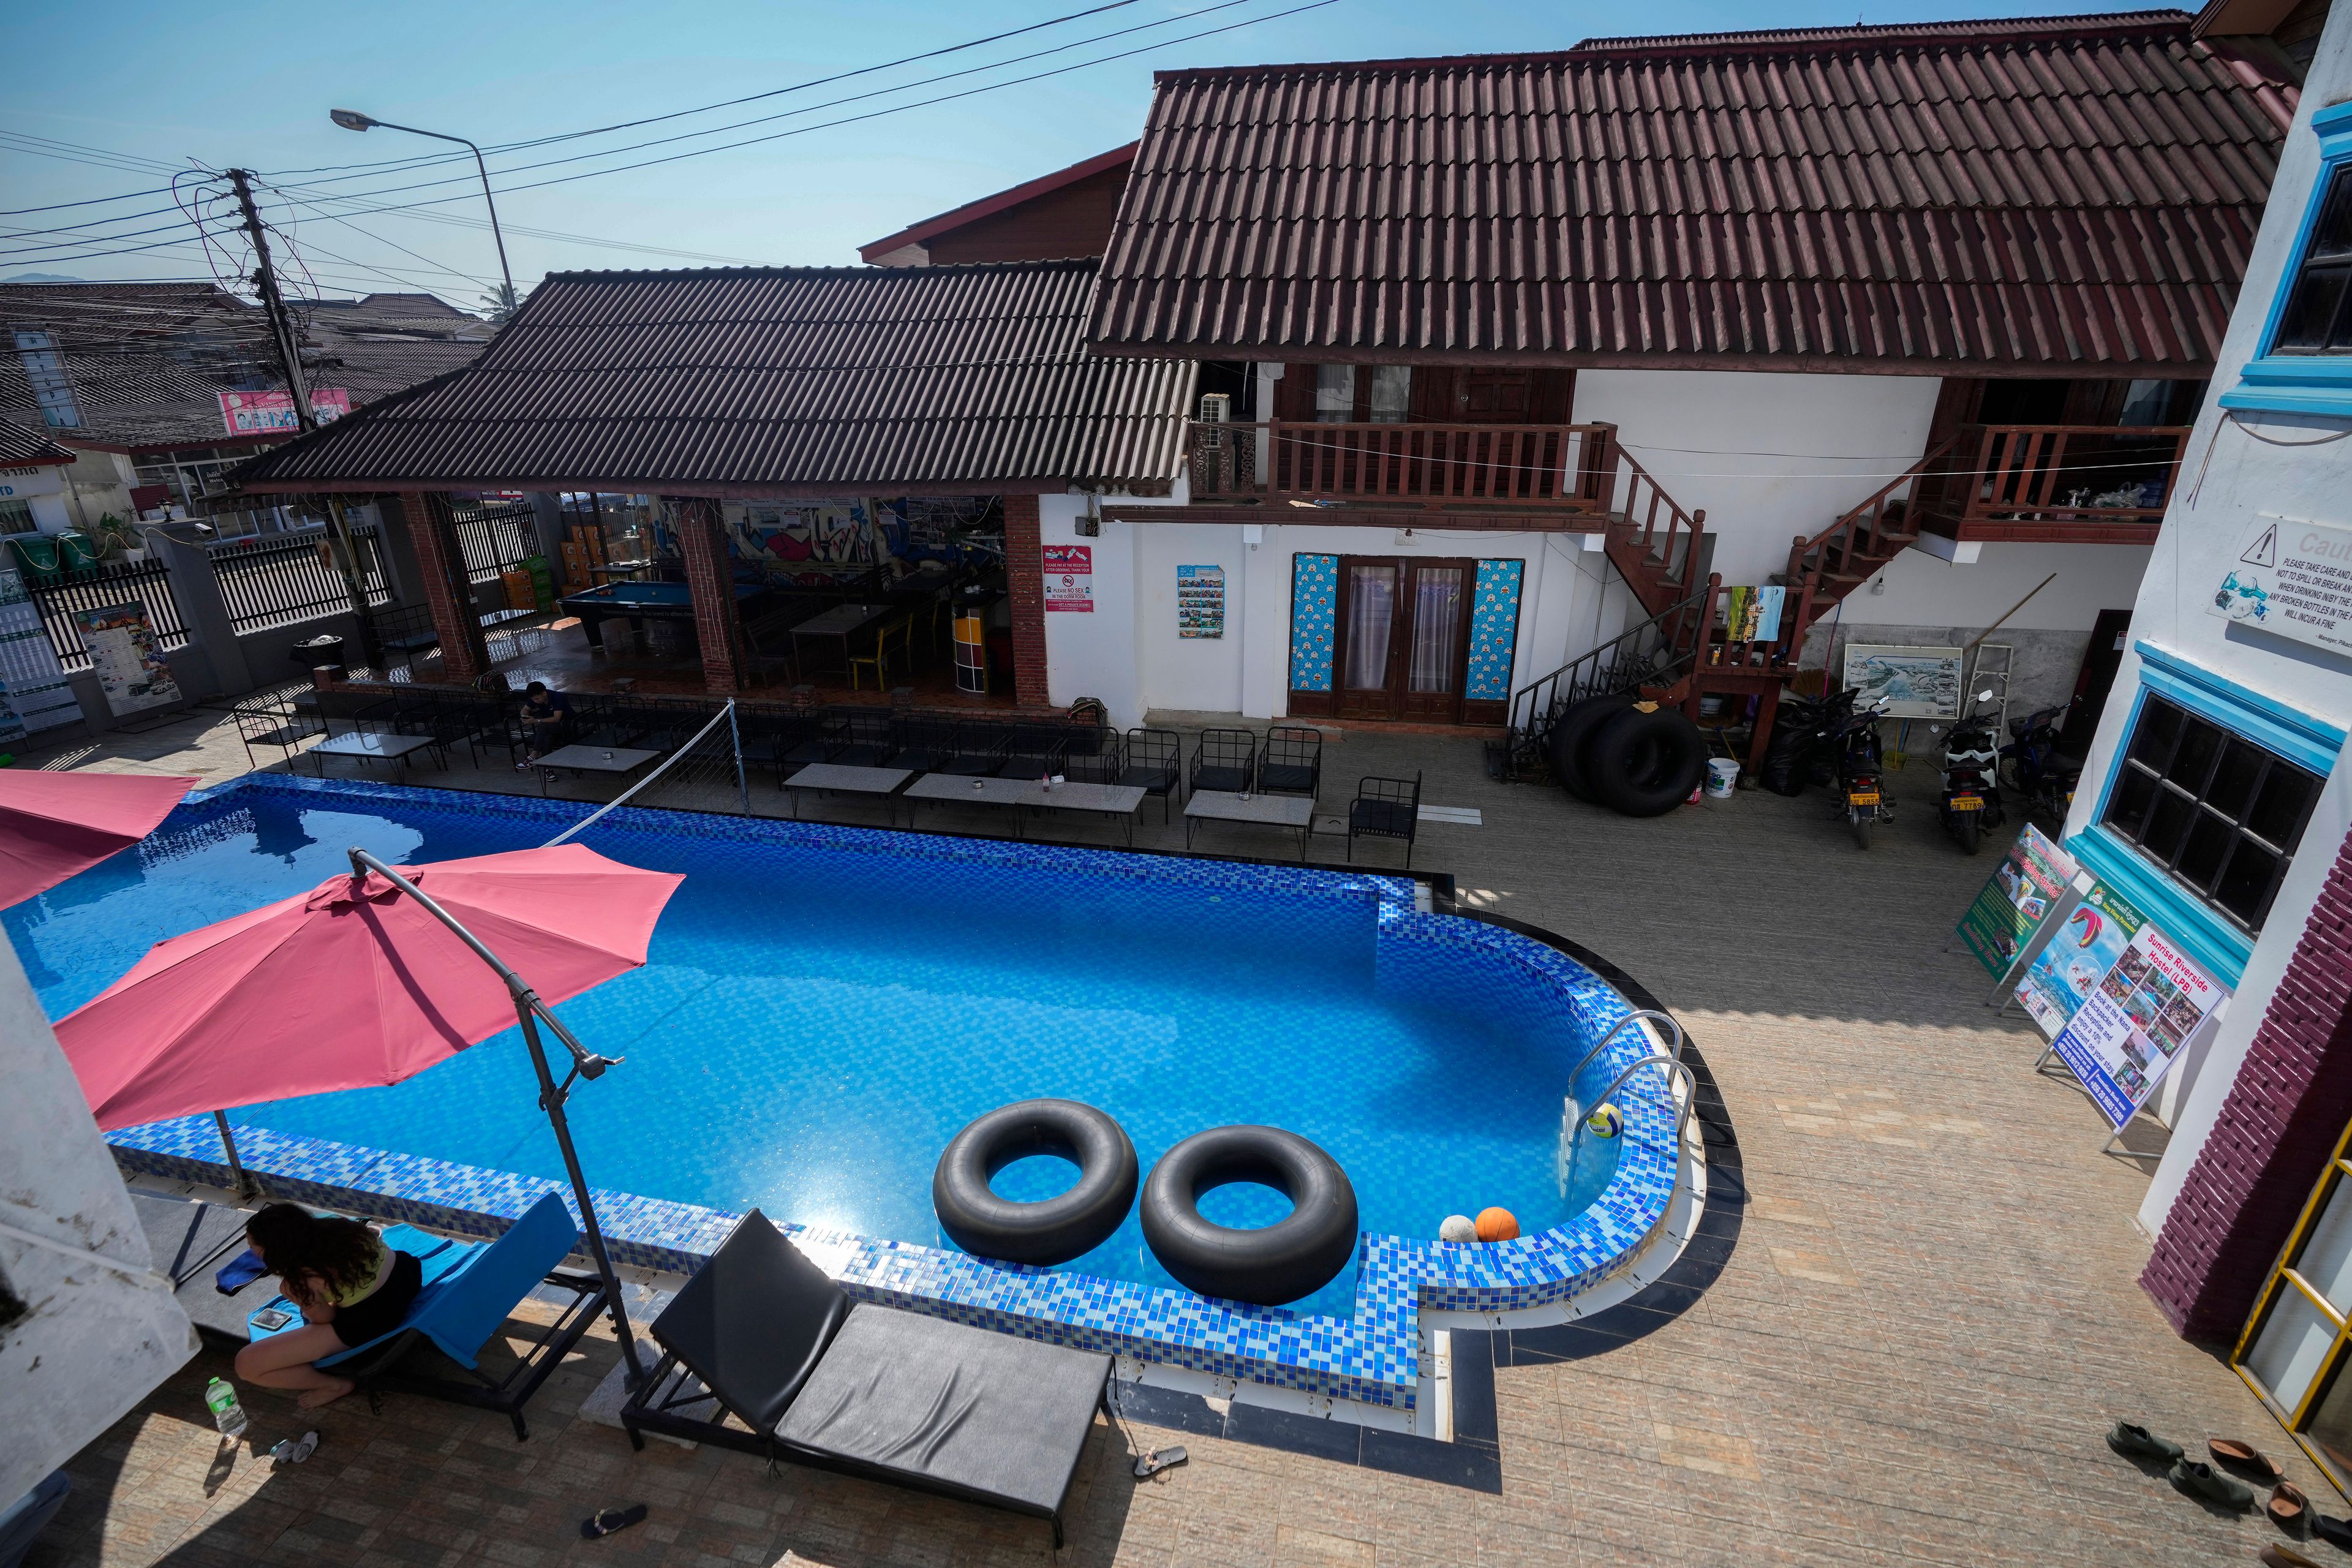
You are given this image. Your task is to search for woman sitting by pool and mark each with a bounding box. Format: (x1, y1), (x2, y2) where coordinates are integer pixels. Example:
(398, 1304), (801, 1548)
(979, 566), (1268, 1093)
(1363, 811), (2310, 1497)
(232, 1204), (422, 1409)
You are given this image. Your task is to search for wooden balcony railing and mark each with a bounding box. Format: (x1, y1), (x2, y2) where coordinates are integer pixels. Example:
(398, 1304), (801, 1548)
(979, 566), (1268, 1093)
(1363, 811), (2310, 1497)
(1186, 420), (1619, 510)
(1912, 423), (2195, 536)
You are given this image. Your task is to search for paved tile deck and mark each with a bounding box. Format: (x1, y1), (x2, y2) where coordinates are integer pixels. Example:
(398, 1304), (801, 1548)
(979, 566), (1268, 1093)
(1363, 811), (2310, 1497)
(15, 709), (2330, 1567)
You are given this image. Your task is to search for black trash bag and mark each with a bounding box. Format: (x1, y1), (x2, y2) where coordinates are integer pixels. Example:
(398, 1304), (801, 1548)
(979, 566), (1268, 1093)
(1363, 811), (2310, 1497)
(1760, 698), (1821, 797)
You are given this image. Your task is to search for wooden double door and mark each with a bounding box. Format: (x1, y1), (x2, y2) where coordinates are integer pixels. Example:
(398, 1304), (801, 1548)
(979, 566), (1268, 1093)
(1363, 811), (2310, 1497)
(1324, 556), (1476, 723)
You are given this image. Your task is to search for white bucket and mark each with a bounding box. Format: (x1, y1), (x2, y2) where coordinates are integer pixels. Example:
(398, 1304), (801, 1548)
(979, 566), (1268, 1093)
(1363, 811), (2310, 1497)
(1705, 758), (1740, 798)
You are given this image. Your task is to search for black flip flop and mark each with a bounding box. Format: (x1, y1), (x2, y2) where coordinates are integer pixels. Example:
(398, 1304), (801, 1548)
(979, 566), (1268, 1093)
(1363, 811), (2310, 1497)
(581, 1505), (647, 1540)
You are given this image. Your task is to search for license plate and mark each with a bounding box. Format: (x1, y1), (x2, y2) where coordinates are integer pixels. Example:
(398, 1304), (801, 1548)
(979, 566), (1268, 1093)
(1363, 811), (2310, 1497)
(1950, 795), (1984, 811)
(1849, 791), (1880, 806)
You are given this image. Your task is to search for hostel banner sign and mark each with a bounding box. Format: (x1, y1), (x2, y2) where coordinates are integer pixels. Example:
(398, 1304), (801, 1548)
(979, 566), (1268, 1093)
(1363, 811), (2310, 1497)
(1042, 545), (1093, 612)
(2015, 879), (2146, 1039)
(1956, 823), (2079, 979)
(2212, 513), (2352, 657)
(219, 388), (350, 435)
(2048, 923), (2228, 1129)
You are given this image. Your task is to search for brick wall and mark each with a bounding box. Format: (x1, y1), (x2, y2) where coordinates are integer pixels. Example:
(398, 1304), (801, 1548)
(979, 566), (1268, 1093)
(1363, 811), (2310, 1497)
(2143, 826), (2352, 1341)
(669, 496), (744, 695)
(398, 492), (491, 683)
(1003, 492), (1049, 709)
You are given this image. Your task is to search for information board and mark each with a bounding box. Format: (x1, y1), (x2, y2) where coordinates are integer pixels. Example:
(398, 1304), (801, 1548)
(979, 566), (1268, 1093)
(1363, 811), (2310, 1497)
(2212, 513), (2352, 656)
(73, 602), (181, 715)
(1042, 545), (1093, 612)
(2015, 879), (2147, 1039)
(2049, 922), (2228, 1129)
(1177, 564), (1224, 638)
(1955, 823), (2080, 978)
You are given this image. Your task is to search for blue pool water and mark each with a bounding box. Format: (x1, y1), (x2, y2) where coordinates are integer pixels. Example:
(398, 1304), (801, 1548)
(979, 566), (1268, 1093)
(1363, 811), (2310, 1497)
(16, 784), (1619, 1320)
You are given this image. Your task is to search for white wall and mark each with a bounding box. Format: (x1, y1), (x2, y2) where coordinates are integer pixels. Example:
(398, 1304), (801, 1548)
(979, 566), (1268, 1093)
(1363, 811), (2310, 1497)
(2062, 10), (2352, 1239)
(1572, 369), (1945, 586)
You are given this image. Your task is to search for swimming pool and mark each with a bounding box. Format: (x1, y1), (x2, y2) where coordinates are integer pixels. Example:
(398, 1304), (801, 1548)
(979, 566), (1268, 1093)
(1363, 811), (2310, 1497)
(21, 775), (1683, 1410)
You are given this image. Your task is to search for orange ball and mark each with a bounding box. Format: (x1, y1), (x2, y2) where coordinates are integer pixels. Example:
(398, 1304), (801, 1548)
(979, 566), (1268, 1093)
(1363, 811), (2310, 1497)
(1474, 1207), (1520, 1242)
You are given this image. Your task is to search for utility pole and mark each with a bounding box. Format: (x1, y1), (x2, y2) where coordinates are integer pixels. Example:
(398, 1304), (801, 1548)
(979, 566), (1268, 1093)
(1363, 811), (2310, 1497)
(226, 168), (377, 671)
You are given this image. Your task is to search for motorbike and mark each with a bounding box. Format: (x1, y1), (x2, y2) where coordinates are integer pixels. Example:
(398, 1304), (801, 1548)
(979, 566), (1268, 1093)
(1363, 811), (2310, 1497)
(1834, 693), (1893, 849)
(1933, 688), (2007, 854)
(1999, 700), (2082, 820)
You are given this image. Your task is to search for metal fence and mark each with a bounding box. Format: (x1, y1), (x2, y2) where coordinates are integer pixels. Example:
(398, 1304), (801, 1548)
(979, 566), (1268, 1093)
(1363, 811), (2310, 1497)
(451, 501), (538, 584)
(29, 560), (190, 674)
(211, 526), (393, 635)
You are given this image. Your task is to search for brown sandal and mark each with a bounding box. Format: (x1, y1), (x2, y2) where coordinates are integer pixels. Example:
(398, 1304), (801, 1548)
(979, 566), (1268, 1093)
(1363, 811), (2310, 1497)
(2272, 1482), (2310, 1528)
(2212, 1438), (2285, 1482)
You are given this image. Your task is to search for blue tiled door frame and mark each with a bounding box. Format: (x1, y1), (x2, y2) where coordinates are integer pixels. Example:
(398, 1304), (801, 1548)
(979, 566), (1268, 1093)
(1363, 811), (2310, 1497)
(2069, 640), (2347, 986)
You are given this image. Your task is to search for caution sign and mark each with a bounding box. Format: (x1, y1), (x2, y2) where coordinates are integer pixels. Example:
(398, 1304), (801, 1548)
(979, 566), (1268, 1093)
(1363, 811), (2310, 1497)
(2212, 513), (2352, 656)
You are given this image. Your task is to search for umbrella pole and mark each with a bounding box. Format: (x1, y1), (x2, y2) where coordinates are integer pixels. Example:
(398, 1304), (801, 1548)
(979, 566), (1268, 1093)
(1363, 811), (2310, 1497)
(213, 1111), (258, 1200)
(516, 1003), (649, 1388)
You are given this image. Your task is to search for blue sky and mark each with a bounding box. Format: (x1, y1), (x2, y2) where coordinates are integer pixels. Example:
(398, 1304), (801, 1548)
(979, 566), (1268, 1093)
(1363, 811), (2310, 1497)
(4, 0), (2152, 309)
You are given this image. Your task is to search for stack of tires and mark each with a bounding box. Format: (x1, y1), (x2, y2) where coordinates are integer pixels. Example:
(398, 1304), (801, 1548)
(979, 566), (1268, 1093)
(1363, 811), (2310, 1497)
(1545, 693), (1710, 817)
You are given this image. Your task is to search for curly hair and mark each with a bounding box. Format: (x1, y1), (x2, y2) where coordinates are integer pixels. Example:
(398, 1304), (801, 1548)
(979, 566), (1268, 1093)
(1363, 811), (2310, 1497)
(244, 1204), (381, 1299)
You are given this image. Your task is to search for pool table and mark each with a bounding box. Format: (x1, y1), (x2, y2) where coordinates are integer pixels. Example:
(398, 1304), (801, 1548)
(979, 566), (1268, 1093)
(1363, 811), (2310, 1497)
(560, 579), (770, 653)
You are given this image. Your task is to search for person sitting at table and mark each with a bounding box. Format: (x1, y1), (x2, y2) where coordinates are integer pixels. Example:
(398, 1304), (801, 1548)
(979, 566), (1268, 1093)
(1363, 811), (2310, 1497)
(516, 680), (573, 767)
(233, 1204), (421, 1410)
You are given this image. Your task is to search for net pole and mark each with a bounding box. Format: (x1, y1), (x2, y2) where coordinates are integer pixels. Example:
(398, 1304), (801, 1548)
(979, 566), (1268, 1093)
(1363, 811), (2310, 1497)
(727, 698), (748, 813)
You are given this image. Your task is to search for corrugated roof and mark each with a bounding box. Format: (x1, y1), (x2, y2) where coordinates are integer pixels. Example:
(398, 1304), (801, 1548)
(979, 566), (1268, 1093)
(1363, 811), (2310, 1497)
(233, 259), (1196, 494)
(0, 424), (75, 467)
(1087, 10), (2297, 371)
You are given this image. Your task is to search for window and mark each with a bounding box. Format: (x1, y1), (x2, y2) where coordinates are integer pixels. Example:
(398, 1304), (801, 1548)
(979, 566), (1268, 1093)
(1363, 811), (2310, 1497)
(1313, 364), (1357, 422)
(2101, 693), (2321, 933)
(2117, 379), (2173, 426)
(0, 499), (36, 535)
(12, 330), (80, 428)
(1368, 364), (1412, 422)
(2223, 100), (2352, 419)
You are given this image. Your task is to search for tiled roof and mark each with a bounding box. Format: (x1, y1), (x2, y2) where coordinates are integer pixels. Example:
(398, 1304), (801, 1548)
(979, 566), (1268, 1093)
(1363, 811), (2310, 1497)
(0, 424), (75, 466)
(1086, 11), (2297, 371)
(859, 144), (1139, 263)
(232, 260), (1196, 494)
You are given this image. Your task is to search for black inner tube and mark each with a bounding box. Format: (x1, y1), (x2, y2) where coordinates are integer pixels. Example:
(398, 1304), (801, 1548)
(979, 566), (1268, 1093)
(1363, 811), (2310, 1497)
(1140, 1126), (1359, 1306)
(932, 1099), (1137, 1267)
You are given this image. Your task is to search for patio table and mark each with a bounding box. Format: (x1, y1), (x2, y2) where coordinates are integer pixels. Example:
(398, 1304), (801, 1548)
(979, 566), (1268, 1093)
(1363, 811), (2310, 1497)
(311, 729), (440, 782)
(903, 775), (1148, 845)
(536, 742), (660, 798)
(1184, 790), (1314, 860)
(789, 602), (893, 679)
(780, 763), (914, 824)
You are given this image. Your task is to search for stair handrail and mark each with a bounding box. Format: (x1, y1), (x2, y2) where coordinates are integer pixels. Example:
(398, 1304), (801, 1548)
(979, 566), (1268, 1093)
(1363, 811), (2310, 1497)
(1505, 576), (1715, 736)
(1564, 1009), (1686, 1099)
(1561, 1052), (1698, 1161)
(1785, 434), (1958, 587)
(1611, 442), (1707, 595)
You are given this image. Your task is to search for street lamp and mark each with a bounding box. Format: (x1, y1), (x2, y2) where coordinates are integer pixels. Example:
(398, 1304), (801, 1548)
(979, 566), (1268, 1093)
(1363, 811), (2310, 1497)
(329, 109), (517, 319)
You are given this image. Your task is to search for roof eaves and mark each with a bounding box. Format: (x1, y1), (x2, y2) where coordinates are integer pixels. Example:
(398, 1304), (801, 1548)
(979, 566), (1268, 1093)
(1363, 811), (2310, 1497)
(857, 144), (1139, 263)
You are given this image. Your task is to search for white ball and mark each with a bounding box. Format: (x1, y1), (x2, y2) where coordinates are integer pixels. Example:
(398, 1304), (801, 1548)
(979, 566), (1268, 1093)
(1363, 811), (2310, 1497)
(1438, 1214), (1479, 1244)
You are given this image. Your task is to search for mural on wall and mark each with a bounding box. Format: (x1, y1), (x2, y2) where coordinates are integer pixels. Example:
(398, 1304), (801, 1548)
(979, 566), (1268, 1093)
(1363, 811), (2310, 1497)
(1465, 559), (1525, 702)
(1290, 554), (1338, 690)
(876, 496), (1003, 570)
(728, 502), (872, 569)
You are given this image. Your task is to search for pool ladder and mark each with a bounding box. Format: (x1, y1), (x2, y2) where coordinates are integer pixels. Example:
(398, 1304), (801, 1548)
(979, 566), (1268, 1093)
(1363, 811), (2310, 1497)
(1556, 1010), (1697, 1197)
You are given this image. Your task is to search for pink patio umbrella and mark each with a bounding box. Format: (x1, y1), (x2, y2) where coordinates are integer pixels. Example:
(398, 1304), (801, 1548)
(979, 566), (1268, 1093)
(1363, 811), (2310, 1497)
(55, 842), (683, 1381)
(0, 769), (198, 908)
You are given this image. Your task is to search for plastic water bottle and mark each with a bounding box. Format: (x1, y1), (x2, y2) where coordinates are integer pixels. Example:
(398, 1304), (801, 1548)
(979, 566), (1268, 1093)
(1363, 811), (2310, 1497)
(205, 1378), (247, 1441)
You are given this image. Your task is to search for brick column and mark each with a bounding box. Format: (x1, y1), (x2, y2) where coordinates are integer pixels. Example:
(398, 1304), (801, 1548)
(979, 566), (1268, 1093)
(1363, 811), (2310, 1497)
(399, 492), (491, 684)
(2143, 828), (2352, 1341)
(1003, 492), (1049, 709)
(670, 496), (745, 695)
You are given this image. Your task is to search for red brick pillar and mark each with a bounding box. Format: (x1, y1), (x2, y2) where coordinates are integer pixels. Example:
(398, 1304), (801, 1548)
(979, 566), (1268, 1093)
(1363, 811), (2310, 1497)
(670, 496), (745, 695)
(1003, 492), (1049, 710)
(2143, 827), (2352, 1341)
(399, 492), (491, 684)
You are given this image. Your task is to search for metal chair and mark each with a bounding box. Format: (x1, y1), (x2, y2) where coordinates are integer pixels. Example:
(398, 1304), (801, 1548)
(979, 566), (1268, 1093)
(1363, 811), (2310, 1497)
(1191, 728), (1256, 794)
(847, 614), (913, 692)
(1347, 772), (1422, 867)
(1061, 725), (1123, 785)
(1118, 728), (1182, 823)
(938, 720), (1012, 777)
(234, 700), (322, 770)
(1258, 725), (1323, 798)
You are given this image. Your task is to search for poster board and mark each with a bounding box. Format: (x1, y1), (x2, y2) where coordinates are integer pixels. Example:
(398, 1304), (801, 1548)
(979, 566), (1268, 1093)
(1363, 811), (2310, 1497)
(73, 603), (181, 715)
(1177, 564), (1224, 638)
(1955, 823), (2081, 979)
(1042, 545), (1093, 612)
(2212, 513), (2352, 657)
(2049, 922), (2229, 1129)
(1722, 585), (1785, 644)
(2015, 879), (2147, 1039)
(1842, 644), (1964, 718)
(217, 388), (349, 435)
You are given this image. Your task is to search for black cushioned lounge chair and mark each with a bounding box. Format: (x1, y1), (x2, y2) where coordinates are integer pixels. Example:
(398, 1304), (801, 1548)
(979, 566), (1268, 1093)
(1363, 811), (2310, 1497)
(1119, 728), (1182, 822)
(1061, 725), (1123, 785)
(886, 714), (957, 773)
(1348, 772), (1422, 868)
(1191, 728), (1256, 794)
(940, 720), (1011, 777)
(998, 723), (1069, 779)
(620, 1211), (1112, 1546)
(1257, 725), (1322, 798)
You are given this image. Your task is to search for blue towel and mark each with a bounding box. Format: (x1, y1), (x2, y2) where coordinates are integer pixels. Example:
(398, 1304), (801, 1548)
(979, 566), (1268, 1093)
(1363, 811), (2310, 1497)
(214, 1249), (268, 1295)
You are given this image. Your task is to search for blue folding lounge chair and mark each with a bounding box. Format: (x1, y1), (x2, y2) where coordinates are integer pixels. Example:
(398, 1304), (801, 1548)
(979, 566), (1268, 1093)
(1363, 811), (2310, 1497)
(246, 1191), (606, 1441)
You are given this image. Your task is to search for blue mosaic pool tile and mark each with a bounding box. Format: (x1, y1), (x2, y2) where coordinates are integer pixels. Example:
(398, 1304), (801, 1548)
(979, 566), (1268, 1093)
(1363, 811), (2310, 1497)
(113, 774), (1687, 1411)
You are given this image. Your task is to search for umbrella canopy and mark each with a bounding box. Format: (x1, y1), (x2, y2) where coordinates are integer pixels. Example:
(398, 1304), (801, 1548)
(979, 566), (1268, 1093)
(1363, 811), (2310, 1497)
(0, 770), (198, 909)
(55, 843), (684, 1129)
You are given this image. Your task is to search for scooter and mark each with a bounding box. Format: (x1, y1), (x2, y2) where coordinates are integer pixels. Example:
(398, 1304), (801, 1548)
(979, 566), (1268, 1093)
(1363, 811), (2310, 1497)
(1999, 700), (2082, 820)
(1934, 688), (2007, 854)
(1834, 694), (1893, 850)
